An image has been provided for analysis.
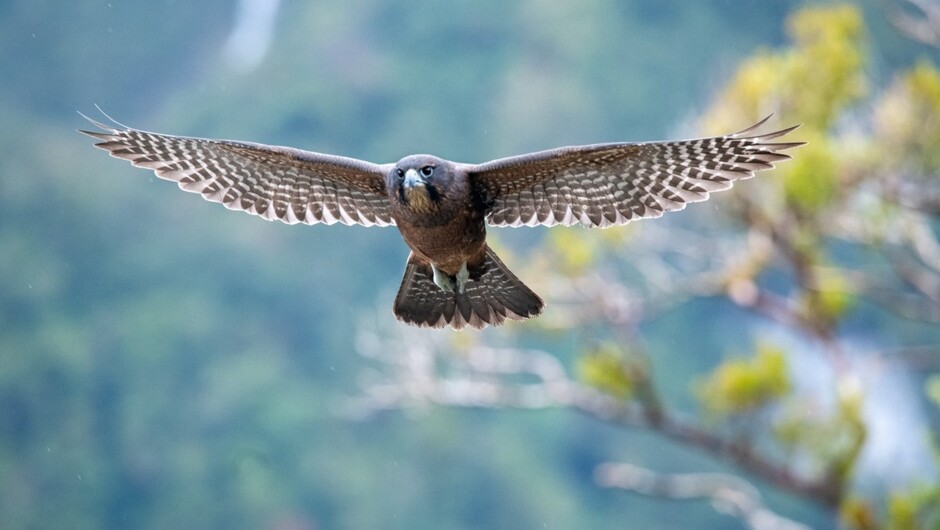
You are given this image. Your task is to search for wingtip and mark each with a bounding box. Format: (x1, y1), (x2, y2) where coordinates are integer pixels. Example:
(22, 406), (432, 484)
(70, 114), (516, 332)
(732, 116), (804, 145)
(760, 123), (802, 140)
(754, 140), (806, 152)
(76, 128), (112, 140)
(93, 103), (130, 128)
(733, 114), (774, 136)
(77, 104), (130, 131)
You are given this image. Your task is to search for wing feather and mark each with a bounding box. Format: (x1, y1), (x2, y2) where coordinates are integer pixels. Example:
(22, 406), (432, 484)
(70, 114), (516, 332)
(470, 117), (803, 228)
(80, 112), (395, 227)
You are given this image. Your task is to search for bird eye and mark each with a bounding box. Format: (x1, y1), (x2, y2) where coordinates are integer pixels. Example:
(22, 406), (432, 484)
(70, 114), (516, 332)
(396, 168), (405, 179)
(420, 166), (434, 177)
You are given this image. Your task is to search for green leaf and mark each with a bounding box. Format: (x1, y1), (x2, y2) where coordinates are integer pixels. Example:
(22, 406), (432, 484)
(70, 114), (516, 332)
(577, 343), (637, 400)
(698, 343), (791, 416)
(780, 133), (839, 214)
(926, 375), (940, 410)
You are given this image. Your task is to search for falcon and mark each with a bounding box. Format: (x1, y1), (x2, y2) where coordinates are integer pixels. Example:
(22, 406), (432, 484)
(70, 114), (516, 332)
(80, 112), (802, 330)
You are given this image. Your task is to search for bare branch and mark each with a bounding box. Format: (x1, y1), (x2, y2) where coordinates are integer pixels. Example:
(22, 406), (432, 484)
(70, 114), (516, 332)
(595, 462), (812, 530)
(886, 0), (940, 48)
(349, 331), (841, 507)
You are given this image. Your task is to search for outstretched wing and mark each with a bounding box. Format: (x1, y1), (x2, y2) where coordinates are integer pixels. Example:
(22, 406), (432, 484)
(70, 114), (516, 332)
(469, 117), (802, 228)
(80, 113), (395, 227)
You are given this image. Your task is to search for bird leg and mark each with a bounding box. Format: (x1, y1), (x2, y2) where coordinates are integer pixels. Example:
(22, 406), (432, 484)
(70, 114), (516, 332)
(431, 262), (470, 294)
(455, 262), (469, 294)
(431, 264), (456, 292)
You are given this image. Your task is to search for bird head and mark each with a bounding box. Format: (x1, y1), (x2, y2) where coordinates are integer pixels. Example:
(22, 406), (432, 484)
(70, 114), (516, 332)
(389, 155), (448, 213)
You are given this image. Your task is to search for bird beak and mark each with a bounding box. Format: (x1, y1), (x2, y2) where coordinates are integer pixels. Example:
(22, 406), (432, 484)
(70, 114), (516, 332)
(403, 168), (424, 189)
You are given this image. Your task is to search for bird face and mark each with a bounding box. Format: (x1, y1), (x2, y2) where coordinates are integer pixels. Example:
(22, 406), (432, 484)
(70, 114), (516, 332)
(389, 155), (447, 213)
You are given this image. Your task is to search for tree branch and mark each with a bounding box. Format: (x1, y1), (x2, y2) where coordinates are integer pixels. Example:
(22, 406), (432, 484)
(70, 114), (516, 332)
(349, 330), (841, 508)
(885, 0), (940, 48)
(595, 462), (813, 530)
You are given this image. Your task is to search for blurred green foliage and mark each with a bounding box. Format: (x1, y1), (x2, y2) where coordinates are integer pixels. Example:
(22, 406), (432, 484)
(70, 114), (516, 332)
(801, 265), (855, 328)
(698, 343), (791, 416)
(547, 229), (601, 276)
(928, 376), (940, 409)
(577, 342), (647, 400)
(783, 132), (841, 214)
(875, 60), (940, 174)
(705, 4), (866, 130)
(786, 5), (867, 127)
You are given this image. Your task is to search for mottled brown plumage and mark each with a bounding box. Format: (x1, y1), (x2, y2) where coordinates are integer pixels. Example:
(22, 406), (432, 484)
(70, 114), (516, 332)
(80, 112), (802, 329)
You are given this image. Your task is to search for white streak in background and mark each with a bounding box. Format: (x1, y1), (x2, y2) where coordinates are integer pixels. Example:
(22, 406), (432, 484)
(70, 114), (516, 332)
(223, 0), (281, 72)
(777, 331), (937, 489)
(852, 358), (936, 487)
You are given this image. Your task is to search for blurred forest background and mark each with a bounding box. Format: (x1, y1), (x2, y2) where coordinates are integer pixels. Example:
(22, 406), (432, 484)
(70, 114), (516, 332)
(2, 1), (940, 528)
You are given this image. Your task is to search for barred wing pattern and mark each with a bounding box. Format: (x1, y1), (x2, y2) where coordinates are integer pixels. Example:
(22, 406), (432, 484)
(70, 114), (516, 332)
(80, 115), (394, 227)
(472, 117), (802, 228)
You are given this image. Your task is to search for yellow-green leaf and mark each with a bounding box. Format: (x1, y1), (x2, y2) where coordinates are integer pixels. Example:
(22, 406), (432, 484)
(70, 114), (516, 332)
(577, 344), (636, 400)
(698, 343), (791, 415)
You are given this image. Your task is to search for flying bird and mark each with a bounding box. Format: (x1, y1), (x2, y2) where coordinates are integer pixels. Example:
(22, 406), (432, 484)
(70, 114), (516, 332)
(80, 112), (802, 330)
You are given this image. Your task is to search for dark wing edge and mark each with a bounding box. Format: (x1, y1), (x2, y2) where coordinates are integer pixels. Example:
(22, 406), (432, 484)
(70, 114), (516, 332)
(78, 109), (395, 227)
(469, 115), (804, 228)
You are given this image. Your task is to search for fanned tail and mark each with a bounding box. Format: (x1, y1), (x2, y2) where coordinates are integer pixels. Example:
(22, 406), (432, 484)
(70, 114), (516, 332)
(393, 246), (543, 330)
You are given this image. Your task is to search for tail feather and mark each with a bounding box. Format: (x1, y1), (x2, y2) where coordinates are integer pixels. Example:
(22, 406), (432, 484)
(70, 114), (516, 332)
(393, 246), (544, 330)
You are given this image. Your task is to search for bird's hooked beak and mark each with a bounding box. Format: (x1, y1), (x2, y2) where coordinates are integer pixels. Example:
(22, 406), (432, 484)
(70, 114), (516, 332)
(400, 167), (437, 211)
(403, 168), (424, 190)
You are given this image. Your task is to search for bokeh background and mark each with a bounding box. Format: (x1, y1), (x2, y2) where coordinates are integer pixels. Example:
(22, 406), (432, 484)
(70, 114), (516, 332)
(2, 1), (939, 529)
